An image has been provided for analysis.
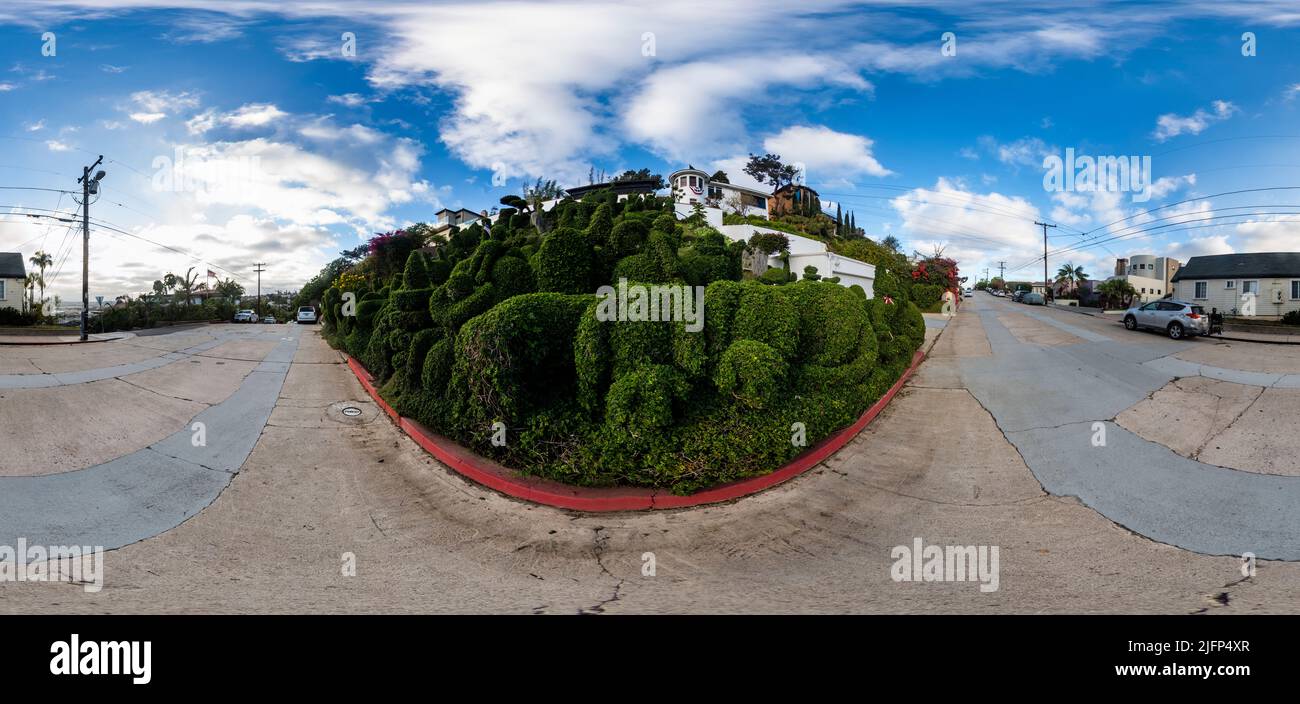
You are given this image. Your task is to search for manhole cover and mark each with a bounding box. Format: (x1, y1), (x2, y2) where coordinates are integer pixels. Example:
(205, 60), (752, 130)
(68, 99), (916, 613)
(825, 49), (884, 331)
(341, 406), (363, 417)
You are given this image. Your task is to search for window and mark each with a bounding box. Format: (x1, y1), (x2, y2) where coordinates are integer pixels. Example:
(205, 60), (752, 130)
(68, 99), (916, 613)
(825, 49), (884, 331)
(1242, 280), (1259, 294)
(1225, 280), (1235, 290)
(0, 280), (5, 300)
(1141, 287), (1147, 294)
(1292, 280), (1300, 300)
(1194, 281), (1208, 299)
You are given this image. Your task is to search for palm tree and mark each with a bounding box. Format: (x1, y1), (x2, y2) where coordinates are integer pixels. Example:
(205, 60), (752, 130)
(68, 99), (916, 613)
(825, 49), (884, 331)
(173, 268), (200, 308)
(1055, 262), (1087, 297)
(24, 273), (39, 314)
(29, 250), (53, 308)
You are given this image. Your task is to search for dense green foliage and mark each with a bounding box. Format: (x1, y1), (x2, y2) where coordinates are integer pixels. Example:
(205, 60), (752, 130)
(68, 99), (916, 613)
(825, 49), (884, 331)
(311, 187), (925, 494)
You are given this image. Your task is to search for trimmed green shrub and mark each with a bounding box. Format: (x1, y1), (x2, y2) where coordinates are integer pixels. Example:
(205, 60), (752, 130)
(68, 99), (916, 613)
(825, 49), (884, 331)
(911, 283), (943, 309)
(608, 219), (648, 258)
(536, 227), (592, 293)
(732, 285), (798, 359)
(714, 339), (786, 409)
(490, 255), (536, 301)
(613, 253), (664, 283)
(605, 364), (689, 431)
(449, 292), (592, 426)
(781, 280), (865, 367)
(758, 267), (792, 285)
(402, 251), (431, 289)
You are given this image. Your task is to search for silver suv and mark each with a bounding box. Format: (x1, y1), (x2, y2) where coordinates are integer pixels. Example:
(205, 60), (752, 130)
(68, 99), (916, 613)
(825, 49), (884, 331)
(1122, 299), (1208, 339)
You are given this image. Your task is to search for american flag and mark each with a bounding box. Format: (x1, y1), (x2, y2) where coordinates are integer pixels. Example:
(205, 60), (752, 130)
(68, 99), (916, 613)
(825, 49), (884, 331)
(207, 270), (217, 278)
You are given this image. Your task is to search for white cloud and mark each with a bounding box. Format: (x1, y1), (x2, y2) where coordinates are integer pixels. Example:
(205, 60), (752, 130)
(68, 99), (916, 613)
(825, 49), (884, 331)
(186, 109), (216, 135)
(130, 112), (166, 124)
(327, 93), (367, 108)
(299, 119), (384, 145)
(1152, 100), (1237, 142)
(891, 178), (1046, 277)
(24, 119), (44, 131)
(45, 140), (71, 151)
(1232, 218), (1300, 252)
(624, 54), (870, 162)
(220, 103), (288, 129)
(0, 82), (15, 91)
(1165, 235), (1233, 261)
(979, 135), (1053, 167)
(759, 125), (890, 185)
(130, 89), (200, 115)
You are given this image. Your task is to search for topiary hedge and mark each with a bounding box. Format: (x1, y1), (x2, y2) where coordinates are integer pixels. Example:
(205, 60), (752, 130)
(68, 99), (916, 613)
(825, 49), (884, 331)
(316, 199), (925, 494)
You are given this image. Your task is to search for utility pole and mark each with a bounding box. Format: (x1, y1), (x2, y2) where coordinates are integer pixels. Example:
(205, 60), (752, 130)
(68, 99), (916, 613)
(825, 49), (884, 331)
(998, 261), (1006, 282)
(77, 156), (105, 342)
(1035, 221), (1056, 301)
(253, 263), (266, 317)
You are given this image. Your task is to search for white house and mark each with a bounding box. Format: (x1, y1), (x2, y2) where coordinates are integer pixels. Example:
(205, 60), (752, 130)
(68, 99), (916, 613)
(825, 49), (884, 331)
(668, 167), (876, 294)
(669, 167), (771, 219)
(0, 253), (26, 311)
(1171, 252), (1300, 318)
(1107, 254), (1180, 302)
(718, 224), (875, 295)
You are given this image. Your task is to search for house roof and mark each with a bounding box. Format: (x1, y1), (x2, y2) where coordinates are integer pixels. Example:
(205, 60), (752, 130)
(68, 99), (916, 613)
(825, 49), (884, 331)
(1170, 252), (1300, 281)
(0, 252), (26, 279)
(772, 183), (819, 196)
(565, 179), (660, 198)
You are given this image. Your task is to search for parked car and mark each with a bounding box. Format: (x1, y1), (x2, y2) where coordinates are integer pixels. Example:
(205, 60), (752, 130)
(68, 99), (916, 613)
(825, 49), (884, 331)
(1011, 291), (1026, 303)
(963, 288), (973, 298)
(1122, 299), (1208, 340)
(233, 309), (257, 323)
(1021, 292), (1045, 305)
(262, 316), (276, 324)
(296, 306), (318, 324)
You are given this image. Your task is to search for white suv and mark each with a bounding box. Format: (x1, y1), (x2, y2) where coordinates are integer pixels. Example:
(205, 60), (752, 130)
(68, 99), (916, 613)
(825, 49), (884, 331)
(1123, 300), (1209, 339)
(233, 309), (257, 323)
(296, 306), (318, 324)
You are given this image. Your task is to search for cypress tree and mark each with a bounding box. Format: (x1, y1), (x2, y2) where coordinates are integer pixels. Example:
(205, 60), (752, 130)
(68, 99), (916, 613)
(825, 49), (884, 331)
(835, 204), (842, 237)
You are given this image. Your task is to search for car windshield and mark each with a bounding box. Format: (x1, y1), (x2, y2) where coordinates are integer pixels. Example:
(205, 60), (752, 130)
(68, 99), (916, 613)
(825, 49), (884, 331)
(299, 307), (313, 312)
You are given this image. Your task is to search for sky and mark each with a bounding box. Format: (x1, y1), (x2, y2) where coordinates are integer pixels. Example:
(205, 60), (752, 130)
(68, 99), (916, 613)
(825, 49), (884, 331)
(0, 0), (1298, 304)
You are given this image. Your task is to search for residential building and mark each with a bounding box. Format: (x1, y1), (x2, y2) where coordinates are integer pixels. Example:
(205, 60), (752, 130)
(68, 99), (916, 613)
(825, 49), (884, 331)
(0, 252), (26, 311)
(768, 183), (823, 218)
(668, 167), (769, 219)
(428, 208), (489, 238)
(1108, 255), (1180, 302)
(666, 167), (875, 293)
(565, 178), (661, 200)
(718, 223), (875, 294)
(1171, 252), (1300, 318)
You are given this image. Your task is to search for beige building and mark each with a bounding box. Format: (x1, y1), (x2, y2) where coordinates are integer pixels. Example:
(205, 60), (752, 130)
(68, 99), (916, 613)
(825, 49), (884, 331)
(1172, 252), (1300, 318)
(0, 253), (27, 311)
(1110, 255), (1180, 302)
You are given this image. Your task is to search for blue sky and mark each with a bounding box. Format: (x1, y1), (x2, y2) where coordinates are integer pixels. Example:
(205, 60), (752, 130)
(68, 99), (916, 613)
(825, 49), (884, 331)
(0, 1), (1298, 301)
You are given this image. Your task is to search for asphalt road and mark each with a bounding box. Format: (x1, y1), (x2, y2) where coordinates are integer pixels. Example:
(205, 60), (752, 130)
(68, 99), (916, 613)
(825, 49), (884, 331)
(962, 295), (1300, 560)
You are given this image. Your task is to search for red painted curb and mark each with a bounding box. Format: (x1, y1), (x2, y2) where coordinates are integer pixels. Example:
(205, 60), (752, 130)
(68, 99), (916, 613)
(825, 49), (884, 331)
(343, 348), (926, 512)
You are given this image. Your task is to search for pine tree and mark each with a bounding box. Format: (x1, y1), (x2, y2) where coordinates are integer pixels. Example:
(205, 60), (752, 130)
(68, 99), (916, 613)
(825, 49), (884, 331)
(835, 204), (842, 237)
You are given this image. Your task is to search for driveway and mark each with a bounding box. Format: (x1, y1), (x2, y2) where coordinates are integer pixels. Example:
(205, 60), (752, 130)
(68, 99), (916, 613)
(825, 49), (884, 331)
(1, 310), (1296, 614)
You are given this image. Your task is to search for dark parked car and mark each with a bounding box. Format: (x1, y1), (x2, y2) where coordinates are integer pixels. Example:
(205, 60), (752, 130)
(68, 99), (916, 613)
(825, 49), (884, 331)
(1011, 291), (1026, 303)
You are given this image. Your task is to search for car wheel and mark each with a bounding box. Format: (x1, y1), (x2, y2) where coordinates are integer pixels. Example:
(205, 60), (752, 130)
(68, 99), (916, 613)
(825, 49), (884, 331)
(1167, 322), (1184, 340)
(1124, 315), (1137, 330)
